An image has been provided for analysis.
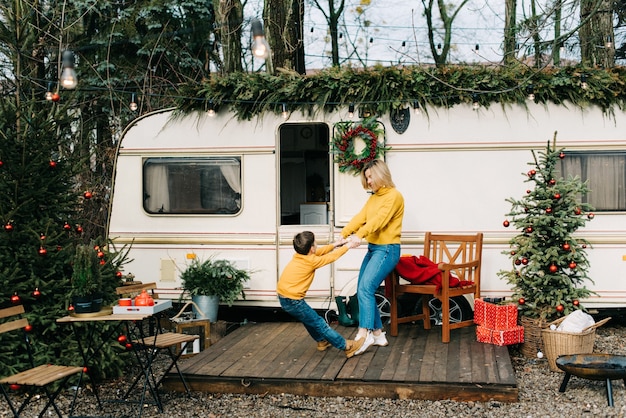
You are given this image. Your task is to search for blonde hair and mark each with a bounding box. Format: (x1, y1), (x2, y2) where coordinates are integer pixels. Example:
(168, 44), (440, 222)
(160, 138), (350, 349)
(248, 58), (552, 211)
(360, 159), (395, 190)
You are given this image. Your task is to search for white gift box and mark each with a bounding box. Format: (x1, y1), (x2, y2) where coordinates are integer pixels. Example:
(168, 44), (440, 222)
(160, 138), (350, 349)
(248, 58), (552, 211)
(113, 299), (172, 315)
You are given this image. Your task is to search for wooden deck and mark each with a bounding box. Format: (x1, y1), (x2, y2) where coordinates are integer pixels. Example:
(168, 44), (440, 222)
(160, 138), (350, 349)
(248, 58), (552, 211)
(162, 322), (518, 402)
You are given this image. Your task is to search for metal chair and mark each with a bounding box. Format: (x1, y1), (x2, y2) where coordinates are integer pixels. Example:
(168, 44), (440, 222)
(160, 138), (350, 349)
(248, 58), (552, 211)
(0, 305), (84, 418)
(389, 232), (483, 343)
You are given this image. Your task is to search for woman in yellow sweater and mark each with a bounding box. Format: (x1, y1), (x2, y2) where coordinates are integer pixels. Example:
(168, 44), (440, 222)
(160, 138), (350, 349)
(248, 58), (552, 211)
(341, 159), (404, 355)
(277, 231), (364, 358)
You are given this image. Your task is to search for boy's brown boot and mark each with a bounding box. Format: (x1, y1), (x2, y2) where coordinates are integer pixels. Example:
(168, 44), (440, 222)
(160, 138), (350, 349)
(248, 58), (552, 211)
(344, 338), (365, 358)
(317, 340), (331, 351)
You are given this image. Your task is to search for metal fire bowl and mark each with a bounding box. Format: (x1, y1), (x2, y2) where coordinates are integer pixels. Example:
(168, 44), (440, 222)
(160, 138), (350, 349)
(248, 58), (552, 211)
(556, 354), (626, 381)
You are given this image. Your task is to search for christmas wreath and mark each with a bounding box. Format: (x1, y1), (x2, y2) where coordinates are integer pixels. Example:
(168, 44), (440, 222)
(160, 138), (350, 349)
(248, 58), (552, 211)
(331, 118), (387, 175)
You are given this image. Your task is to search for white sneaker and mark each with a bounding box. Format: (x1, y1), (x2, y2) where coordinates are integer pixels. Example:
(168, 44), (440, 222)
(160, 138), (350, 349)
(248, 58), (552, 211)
(373, 332), (388, 347)
(354, 331), (375, 355)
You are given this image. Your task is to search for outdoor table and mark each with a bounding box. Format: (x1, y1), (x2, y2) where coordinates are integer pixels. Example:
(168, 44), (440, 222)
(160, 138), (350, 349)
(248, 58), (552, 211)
(57, 311), (166, 417)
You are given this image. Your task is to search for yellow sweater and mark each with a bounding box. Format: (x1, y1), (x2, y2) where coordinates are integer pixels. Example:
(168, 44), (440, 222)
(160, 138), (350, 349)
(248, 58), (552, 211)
(277, 244), (349, 300)
(341, 186), (404, 244)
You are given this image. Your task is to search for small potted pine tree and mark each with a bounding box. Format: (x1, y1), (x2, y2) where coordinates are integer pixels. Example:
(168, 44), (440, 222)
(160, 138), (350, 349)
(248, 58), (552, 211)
(498, 134), (595, 358)
(70, 243), (104, 313)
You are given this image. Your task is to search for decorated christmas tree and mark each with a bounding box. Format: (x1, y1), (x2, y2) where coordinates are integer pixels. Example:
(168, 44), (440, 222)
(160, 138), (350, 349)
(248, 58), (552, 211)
(498, 134), (595, 322)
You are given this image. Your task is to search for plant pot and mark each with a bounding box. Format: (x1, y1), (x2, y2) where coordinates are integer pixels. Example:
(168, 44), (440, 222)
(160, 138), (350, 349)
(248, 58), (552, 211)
(73, 293), (103, 314)
(192, 294), (219, 322)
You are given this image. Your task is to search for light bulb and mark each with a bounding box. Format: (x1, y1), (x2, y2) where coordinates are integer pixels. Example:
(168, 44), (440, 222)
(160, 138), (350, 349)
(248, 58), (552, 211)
(348, 103), (355, 119)
(130, 94), (138, 111)
(281, 103), (288, 119)
(207, 100), (216, 117)
(251, 19), (270, 60)
(413, 101), (421, 115)
(60, 50), (77, 89)
(45, 90), (53, 101)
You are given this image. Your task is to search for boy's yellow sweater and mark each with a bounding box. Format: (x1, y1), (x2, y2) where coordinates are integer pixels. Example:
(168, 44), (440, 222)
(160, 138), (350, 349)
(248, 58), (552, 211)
(277, 244), (348, 300)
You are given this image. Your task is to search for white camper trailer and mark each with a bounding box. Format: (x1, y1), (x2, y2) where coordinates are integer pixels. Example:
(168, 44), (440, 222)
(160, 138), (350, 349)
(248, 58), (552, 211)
(107, 103), (626, 318)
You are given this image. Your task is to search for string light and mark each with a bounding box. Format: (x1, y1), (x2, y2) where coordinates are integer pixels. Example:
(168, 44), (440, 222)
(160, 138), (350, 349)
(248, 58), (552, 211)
(45, 83), (53, 101)
(348, 103), (355, 119)
(437, 43), (442, 52)
(281, 103), (288, 119)
(207, 100), (216, 117)
(251, 19), (270, 60)
(526, 84), (535, 101)
(581, 74), (588, 90)
(605, 36), (612, 49)
(60, 50), (77, 89)
(474, 44), (480, 51)
(129, 93), (138, 111)
(472, 94), (479, 110)
(412, 101), (421, 115)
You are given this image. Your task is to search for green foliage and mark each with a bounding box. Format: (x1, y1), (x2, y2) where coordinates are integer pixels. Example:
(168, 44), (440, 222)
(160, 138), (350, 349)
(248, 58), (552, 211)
(70, 243), (103, 297)
(498, 134), (595, 321)
(180, 257), (251, 306)
(174, 65), (626, 121)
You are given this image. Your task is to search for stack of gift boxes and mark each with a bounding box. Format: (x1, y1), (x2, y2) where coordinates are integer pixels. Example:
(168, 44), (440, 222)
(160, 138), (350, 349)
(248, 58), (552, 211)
(474, 298), (524, 346)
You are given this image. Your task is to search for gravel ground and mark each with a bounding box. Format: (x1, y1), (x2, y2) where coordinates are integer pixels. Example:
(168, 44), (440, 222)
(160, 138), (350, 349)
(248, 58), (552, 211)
(3, 321), (626, 418)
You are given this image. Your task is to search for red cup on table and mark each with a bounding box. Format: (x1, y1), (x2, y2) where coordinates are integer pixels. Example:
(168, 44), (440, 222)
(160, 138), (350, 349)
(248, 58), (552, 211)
(118, 298), (132, 306)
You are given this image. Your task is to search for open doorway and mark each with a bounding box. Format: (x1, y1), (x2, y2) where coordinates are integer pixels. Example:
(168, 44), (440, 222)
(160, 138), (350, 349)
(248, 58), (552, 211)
(279, 123), (330, 225)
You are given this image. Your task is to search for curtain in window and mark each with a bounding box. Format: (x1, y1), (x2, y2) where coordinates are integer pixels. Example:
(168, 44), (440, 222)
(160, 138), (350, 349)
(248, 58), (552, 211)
(145, 164), (170, 213)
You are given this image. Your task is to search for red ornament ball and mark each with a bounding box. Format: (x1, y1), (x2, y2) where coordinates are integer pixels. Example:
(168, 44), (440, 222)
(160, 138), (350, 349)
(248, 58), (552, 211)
(4, 223), (13, 232)
(125, 343), (133, 350)
(32, 288), (41, 298)
(10, 294), (20, 304)
(545, 207), (552, 214)
(49, 160), (57, 168)
(562, 243), (571, 251)
(559, 152), (566, 159)
(549, 264), (558, 273)
(522, 258), (529, 265)
(573, 300), (580, 306)
(83, 367), (89, 373)
(63, 222), (71, 231)
(116, 271), (123, 279)
(526, 189), (531, 194)
(76, 225), (83, 233)
(24, 324), (33, 332)
(97, 251), (105, 259)
(83, 191), (93, 199)
(556, 304), (565, 313)
(587, 212), (595, 219)
(503, 220), (510, 227)
(553, 193), (561, 199)
(9, 384), (20, 391)
(68, 304), (75, 311)
(575, 207), (582, 215)
(527, 169), (536, 177)
(549, 179), (556, 185)
(518, 298), (526, 305)
(569, 261), (577, 269)
(117, 335), (127, 344)
(51, 92), (60, 102)
(38, 247), (47, 256)
(582, 244), (587, 249)
(526, 226), (533, 233)
(0, 160), (3, 168)
(514, 259), (522, 265)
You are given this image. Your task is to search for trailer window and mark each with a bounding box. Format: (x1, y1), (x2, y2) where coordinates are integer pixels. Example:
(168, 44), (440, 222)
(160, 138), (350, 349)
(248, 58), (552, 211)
(143, 157), (241, 214)
(559, 151), (626, 211)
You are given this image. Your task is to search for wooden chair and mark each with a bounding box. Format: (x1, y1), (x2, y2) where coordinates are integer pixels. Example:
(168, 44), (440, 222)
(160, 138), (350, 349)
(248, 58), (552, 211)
(389, 232), (483, 343)
(0, 305), (84, 418)
(115, 283), (199, 397)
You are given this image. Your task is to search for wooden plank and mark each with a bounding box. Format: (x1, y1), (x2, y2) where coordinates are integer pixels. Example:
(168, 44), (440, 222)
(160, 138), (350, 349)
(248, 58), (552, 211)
(402, 325), (428, 383)
(264, 326), (312, 379)
(431, 331), (449, 382)
(494, 345), (517, 385)
(470, 330), (487, 383)
(458, 328), (474, 383)
(443, 327), (462, 383)
(481, 339), (498, 383)
(418, 329), (440, 381)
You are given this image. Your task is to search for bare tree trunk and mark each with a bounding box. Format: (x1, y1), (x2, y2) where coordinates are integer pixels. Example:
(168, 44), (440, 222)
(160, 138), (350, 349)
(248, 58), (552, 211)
(504, 0), (517, 65)
(553, 0), (562, 66)
(263, 0), (305, 74)
(580, 0), (615, 67)
(310, 0), (345, 67)
(423, 0), (470, 67)
(215, 0), (244, 74)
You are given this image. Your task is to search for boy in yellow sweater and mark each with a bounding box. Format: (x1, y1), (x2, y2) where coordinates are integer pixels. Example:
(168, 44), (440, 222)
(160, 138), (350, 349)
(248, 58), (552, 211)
(277, 231), (364, 358)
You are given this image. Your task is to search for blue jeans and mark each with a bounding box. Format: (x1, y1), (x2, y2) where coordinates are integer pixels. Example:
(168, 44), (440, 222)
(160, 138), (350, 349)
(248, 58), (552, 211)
(357, 243), (401, 330)
(278, 296), (346, 350)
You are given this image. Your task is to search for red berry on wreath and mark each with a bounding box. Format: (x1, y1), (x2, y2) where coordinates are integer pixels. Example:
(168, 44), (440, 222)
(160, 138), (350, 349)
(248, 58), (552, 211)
(549, 264), (558, 273)
(518, 298), (525, 305)
(556, 304), (564, 313)
(502, 220), (510, 227)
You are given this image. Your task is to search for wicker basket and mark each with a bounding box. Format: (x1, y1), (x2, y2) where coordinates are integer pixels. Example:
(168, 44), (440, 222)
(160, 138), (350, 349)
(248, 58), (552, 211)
(541, 316), (611, 372)
(519, 316), (546, 358)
